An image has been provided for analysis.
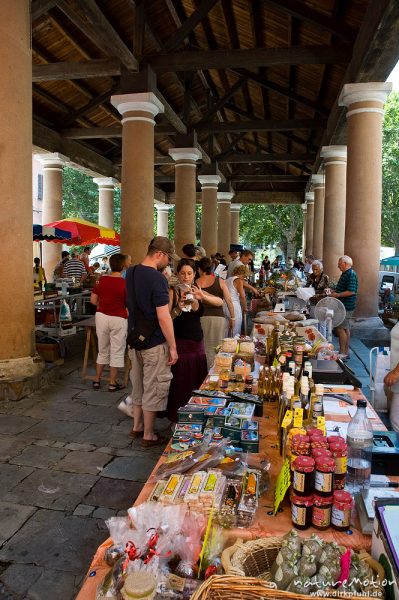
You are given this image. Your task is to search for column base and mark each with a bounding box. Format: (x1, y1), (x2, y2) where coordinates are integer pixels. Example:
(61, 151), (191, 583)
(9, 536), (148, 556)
(0, 354), (44, 401)
(349, 317), (391, 344)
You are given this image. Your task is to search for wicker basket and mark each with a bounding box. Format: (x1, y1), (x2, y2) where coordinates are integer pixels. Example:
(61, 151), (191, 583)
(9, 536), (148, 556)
(190, 537), (385, 600)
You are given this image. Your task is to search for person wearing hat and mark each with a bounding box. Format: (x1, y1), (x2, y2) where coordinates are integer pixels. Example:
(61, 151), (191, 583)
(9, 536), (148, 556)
(126, 236), (180, 447)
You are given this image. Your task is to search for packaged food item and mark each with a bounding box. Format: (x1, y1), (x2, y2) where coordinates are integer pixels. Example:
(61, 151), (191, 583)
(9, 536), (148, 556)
(292, 456), (315, 496)
(314, 456), (335, 496)
(177, 405), (207, 424)
(149, 480), (167, 503)
(237, 469), (259, 527)
(159, 474), (184, 504)
(239, 341), (255, 354)
(228, 402), (255, 418)
(187, 396), (226, 407)
(120, 572), (157, 600)
(240, 429), (259, 453)
(312, 494), (332, 530)
(331, 490), (353, 530)
(218, 478), (242, 528)
(291, 494), (313, 530)
(214, 352), (233, 373)
(329, 441), (347, 490)
(221, 338), (238, 353)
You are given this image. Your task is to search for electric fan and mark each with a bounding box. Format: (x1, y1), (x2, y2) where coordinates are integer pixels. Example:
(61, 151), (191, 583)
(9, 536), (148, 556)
(314, 296), (346, 342)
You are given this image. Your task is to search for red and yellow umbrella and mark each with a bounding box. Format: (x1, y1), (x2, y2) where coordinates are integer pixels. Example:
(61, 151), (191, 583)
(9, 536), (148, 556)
(44, 218), (120, 246)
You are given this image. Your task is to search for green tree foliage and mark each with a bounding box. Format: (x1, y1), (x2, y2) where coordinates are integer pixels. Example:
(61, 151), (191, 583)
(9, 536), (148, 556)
(382, 91), (399, 255)
(62, 167), (121, 232)
(167, 205), (201, 243)
(239, 203), (303, 257)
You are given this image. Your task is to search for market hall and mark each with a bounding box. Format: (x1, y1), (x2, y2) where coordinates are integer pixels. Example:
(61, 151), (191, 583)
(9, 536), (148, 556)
(1, 1), (399, 599)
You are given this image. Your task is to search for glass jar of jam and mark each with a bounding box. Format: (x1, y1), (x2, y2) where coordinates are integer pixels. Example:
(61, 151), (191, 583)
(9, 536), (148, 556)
(292, 455), (315, 496)
(310, 435), (328, 450)
(291, 494), (313, 530)
(312, 448), (332, 461)
(327, 435), (346, 446)
(329, 442), (347, 490)
(331, 490), (353, 531)
(307, 427), (324, 438)
(312, 494), (333, 530)
(314, 456), (335, 496)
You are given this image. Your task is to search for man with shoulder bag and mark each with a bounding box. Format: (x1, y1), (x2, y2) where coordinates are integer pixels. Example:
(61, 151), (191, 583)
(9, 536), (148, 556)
(125, 237), (179, 447)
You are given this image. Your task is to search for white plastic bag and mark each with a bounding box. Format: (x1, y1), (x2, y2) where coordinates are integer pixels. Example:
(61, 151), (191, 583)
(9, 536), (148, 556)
(296, 287), (315, 302)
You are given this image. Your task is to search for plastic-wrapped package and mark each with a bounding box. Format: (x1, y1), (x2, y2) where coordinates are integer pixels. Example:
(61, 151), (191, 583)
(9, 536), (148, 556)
(200, 526), (225, 579)
(174, 512), (207, 578)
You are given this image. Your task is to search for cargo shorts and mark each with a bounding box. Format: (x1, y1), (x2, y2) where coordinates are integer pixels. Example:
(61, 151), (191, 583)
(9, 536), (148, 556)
(128, 343), (173, 412)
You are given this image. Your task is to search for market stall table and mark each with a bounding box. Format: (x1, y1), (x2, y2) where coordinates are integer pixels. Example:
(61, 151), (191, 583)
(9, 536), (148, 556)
(76, 383), (396, 600)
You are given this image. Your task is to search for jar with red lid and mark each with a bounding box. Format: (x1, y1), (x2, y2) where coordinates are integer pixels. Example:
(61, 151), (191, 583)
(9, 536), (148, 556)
(291, 494), (313, 530)
(331, 490), (353, 531)
(307, 427), (324, 438)
(312, 494), (332, 530)
(292, 455), (315, 496)
(291, 434), (310, 457)
(329, 442), (347, 490)
(311, 448), (332, 460)
(314, 456), (335, 496)
(327, 435), (346, 446)
(310, 435), (328, 450)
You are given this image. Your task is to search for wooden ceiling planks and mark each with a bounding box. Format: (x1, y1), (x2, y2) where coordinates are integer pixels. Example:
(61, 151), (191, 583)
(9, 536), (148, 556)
(29, 0), (394, 201)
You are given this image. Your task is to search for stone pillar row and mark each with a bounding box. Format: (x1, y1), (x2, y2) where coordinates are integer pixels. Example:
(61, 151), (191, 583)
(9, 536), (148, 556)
(311, 174), (325, 261)
(230, 204), (242, 246)
(199, 175), (221, 256)
(156, 204), (173, 237)
(217, 192), (233, 258)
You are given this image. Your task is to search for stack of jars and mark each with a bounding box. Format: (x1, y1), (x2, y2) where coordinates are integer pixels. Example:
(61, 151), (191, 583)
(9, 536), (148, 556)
(290, 431), (353, 531)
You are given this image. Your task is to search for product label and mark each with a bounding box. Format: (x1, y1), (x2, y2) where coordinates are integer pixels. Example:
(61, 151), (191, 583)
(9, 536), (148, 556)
(293, 407), (303, 428)
(331, 506), (351, 528)
(334, 456), (347, 475)
(315, 471), (333, 493)
(281, 410), (293, 428)
(293, 471), (305, 492)
(317, 416), (326, 434)
(312, 506), (331, 528)
(292, 505), (307, 525)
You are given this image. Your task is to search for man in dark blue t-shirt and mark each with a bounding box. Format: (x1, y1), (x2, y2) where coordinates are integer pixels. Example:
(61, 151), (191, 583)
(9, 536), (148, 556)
(126, 236), (179, 447)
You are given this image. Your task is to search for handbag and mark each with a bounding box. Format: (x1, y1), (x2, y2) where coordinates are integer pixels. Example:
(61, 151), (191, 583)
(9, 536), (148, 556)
(127, 267), (160, 351)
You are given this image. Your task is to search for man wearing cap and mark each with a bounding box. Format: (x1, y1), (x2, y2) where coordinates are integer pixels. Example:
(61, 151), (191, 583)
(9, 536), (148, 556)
(126, 236), (179, 447)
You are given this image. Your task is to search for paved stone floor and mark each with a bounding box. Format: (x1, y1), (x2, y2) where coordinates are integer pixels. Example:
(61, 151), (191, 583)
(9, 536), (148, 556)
(0, 334), (169, 600)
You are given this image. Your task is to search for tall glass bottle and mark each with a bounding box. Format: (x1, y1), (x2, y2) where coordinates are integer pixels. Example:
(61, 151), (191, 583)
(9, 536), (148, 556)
(346, 399), (373, 494)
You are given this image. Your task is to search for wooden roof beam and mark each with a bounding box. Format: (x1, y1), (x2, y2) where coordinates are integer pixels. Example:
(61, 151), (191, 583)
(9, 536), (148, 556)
(32, 58), (121, 82)
(61, 124), (180, 139)
(233, 191), (303, 204)
(31, 0), (59, 21)
(196, 118), (326, 133)
(217, 152), (316, 163)
(230, 175), (308, 183)
(57, 0), (138, 71)
(147, 44), (352, 72)
(263, 0), (357, 43)
(163, 0), (220, 53)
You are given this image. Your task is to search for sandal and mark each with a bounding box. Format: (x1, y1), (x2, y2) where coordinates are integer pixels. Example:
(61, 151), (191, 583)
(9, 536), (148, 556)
(140, 435), (168, 448)
(108, 382), (124, 392)
(92, 381), (100, 390)
(129, 430), (144, 439)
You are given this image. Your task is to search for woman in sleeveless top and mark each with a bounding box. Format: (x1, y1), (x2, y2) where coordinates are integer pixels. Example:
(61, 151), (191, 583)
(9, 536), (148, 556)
(196, 257), (235, 368)
(167, 259), (223, 421)
(224, 264), (250, 337)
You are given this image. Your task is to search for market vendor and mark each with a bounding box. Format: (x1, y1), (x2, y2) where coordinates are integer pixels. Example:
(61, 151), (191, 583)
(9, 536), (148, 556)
(327, 255), (358, 361)
(384, 320), (399, 432)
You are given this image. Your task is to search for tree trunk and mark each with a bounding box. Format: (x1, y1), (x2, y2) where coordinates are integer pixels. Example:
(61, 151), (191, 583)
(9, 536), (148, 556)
(286, 238), (296, 259)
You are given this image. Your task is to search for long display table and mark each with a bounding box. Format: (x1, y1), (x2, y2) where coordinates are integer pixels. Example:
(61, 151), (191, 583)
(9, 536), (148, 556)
(76, 387), (394, 600)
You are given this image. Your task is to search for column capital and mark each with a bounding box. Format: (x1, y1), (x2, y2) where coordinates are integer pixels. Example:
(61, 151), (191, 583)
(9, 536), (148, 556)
(93, 177), (119, 189)
(311, 174), (324, 188)
(320, 145), (347, 164)
(168, 147), (202, 164)
(230, 203), (242, 211)
(155, 203), (174, 212)
(111, 92), (164, 125)
(217, 191), (234, 203)
(305, 192), (314, 204)
(35, 152), (69, 170)
(339, 82), (392, 109)
(301, 203), (307, 212)
(198, 174), (221, 188)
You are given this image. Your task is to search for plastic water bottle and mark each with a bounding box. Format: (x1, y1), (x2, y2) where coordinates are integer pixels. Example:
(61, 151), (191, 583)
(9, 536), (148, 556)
(346, 399), (373, 494)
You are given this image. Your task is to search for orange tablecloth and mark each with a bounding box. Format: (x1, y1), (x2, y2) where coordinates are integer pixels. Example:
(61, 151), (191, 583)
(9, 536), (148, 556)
(76, 389), (395, 600)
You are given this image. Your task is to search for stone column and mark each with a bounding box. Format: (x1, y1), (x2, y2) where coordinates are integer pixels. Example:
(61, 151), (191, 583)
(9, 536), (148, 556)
(311, 174), (325, 260)
(111, 92), (164, 263)
(169, 148), (202, 254)
(320, 145), (347, 281)
(230, 204), (242, 245)
(305, 192), (314, 256)
(301, 203), (307, 256)
(198, 175), (221, 256)
(156, 204), (173, 237)
(339, 82), (392, 318)
(93, 177), (118, 229)
(36, 152), (69, 280)
(217, 192), (233, 258)
(0, 0), (43, 381)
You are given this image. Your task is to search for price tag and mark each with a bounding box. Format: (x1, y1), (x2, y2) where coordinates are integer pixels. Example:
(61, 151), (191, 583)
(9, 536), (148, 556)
(293, 407), (303, 428)
(317, 416), (326, 434)
(274, 458), (291, 515)
(281, 410), (292, 428)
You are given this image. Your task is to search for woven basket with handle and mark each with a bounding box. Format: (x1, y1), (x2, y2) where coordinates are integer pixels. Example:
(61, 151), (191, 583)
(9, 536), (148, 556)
(190, 536), (385, 600)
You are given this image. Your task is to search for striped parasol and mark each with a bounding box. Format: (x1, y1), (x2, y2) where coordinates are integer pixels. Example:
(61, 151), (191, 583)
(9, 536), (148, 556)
(44, 218), (120, 245)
